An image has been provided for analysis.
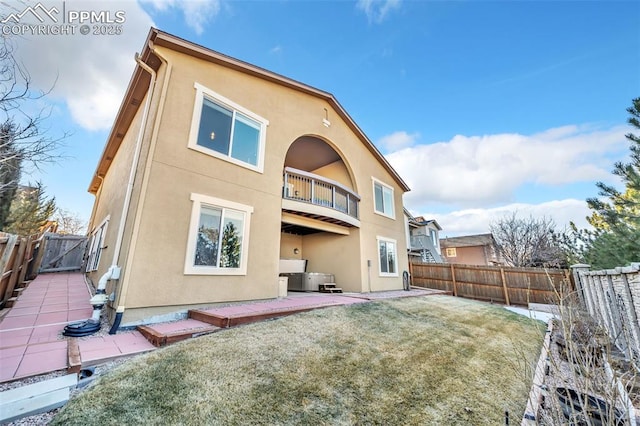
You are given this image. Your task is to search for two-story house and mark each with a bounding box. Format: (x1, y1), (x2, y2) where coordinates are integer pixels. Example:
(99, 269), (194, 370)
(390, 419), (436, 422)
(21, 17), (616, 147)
(404, 210), (443, 263)
(85, 28), (411, 330)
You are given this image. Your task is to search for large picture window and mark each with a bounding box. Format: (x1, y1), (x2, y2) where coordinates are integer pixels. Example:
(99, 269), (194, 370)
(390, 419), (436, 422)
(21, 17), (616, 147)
(377, 236), (398, 276)
(188, 83), (268, 172)
(372, 178), (395, 218)
(185, 194), (253, 275)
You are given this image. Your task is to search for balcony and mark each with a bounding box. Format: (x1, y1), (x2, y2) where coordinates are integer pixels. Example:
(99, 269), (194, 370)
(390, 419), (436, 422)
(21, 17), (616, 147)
(282, 167), (360, 228)
(409, 234), (443, 263)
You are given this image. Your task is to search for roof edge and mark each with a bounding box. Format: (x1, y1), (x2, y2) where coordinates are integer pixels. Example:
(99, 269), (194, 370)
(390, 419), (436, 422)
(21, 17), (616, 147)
(88, 27), (410, 194)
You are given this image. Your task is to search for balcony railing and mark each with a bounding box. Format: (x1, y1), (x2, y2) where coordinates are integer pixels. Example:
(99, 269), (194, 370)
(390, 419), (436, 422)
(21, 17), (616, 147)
(283, 167), (360, 220)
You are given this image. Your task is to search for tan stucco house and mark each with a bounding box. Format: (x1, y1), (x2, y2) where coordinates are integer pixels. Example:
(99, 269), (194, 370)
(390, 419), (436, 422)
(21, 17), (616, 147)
(85, 28), (411, 329)
(440, 234), (503, 266)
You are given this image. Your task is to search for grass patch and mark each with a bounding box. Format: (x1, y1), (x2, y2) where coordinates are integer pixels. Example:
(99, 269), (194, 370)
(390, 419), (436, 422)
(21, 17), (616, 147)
(52, 296), (544, 425)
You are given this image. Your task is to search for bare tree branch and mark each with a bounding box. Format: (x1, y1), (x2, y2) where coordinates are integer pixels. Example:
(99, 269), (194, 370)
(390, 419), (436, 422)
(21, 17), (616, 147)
(0, 35), (67, 222)
(490, 212), (566, 268)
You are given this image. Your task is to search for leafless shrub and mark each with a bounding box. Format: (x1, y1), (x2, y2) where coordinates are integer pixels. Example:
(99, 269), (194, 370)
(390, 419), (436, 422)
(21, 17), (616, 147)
(523, 272), (637, 425)
(490, 212), (566, 268)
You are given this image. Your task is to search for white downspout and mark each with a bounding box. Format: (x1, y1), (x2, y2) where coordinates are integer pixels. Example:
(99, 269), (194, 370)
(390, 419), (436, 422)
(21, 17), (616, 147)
(105, 54), (158, 333)
(67, 53), (158, 337)
(111, 54), (157, 271)
(113, 44), (170, 323)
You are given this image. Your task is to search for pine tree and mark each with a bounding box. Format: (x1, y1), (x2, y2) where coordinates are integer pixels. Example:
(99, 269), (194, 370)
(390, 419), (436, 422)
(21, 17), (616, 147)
(0, 122), (21, 229)
(220, 222), (241, 268)
(584, 98), (640, 268)
(4, 182), (55, 236)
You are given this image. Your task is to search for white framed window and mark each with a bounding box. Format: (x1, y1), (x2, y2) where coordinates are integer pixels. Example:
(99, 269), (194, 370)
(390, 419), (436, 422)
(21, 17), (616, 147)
(372, 178), (395, 218)
(184, 193), (253, 275)
(377, 236), (398, 277)
(429, 229), (437, 245)
(446, 247), (457, 258)
(86, 216), (109, 272)
(430, 229), (439, 251)
(188, 82), (269, 173)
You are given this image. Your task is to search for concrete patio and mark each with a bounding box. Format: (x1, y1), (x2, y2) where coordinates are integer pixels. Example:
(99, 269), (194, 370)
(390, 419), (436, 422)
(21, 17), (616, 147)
(0, 272), (447, 383)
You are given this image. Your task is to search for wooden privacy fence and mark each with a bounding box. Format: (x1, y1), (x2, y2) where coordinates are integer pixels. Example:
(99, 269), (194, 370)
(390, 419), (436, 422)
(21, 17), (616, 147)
(0, 229), (87, 310)
(572, 264), (640, 359)
(409, 261), (572, 306)
(0, 232), (40, 309)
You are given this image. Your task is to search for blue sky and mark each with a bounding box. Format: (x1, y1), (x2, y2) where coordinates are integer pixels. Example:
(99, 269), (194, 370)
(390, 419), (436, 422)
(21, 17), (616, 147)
(6, 0), (640, 236)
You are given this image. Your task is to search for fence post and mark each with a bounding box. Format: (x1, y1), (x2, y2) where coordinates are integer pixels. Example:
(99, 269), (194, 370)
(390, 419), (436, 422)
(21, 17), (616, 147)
(30, 234), (48, 277)
(597, 273), (617, 345)
(619, 268), (640, 357)
(450, 264), (458, 297)
(592, 273), (610, 329)
(0, 234), (18, 278)
(605, 274), (630, 357)
(583, 273), (599, 319)
(500, 267), (510, 306)
(3, 238), (27, 305)
(570, 264), (590, 309)
(16, 236), (32, 286)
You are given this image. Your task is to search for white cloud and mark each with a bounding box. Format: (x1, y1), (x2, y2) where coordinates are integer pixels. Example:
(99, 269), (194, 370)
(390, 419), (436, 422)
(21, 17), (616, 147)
(386, 124), (629, 208)
(13, 1), (154, 131)
(140, 0), (221, 35)
(356, 0), (401, 24)
(377, 130), (419, 152)
(269, 45), (283, 55)
(418, 199), (592, 238)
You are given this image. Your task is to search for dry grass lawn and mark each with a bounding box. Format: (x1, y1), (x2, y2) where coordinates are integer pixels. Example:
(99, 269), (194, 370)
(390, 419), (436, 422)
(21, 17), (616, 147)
(52, 296), (544, 425)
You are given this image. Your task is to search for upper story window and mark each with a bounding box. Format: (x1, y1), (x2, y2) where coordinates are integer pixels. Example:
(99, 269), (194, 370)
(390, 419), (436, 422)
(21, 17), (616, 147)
(372, 178), (395, 218)
(430, 229), (438, 247)
(446, 247), (457, 258)
(188, 83), (269, 173)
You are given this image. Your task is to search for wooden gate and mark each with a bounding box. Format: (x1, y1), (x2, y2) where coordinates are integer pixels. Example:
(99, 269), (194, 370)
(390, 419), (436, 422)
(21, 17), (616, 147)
(38, 233), (88, 273)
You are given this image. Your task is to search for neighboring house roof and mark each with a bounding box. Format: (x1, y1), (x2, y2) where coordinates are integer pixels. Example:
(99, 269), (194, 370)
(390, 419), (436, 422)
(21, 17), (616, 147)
(88, 28), (410, 194)
(421, 219), (442, 231)
(440, 233), (495, 249)
(404, 211), (442, 231)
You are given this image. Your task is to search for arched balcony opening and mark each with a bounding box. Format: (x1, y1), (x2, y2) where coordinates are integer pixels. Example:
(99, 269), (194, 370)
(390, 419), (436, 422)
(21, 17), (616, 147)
(282, 136), (360, 226)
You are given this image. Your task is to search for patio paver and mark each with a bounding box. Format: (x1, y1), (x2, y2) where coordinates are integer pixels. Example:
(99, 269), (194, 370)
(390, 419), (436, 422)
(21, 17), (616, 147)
(0, 272), (92, 383)
(1, 272), (449, 384)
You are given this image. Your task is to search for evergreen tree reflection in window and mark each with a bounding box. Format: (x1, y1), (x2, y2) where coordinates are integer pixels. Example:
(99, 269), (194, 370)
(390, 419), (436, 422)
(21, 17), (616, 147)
(220, 221), (241, 268)
(194, 207), (221, 266)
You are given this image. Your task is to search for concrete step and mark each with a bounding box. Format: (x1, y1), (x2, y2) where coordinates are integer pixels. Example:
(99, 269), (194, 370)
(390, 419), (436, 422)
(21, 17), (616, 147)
(137, 319), (220, 347)
(0, 374), (77, 423)
(189, 305), (321, 328)
(319, 283), (343, 293)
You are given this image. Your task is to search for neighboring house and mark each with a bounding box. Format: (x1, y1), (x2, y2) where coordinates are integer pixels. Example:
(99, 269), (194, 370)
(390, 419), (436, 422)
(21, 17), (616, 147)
(86, 28), (411, 328)
(404, 210), (443, 263)
(439, 233), (502, 266)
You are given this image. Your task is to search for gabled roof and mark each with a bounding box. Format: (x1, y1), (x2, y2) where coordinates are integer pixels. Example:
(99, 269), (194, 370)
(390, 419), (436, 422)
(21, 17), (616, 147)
(403, 209), (442, 230)
(89, 28), (410, 194)
(440, 233), (495, 249)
